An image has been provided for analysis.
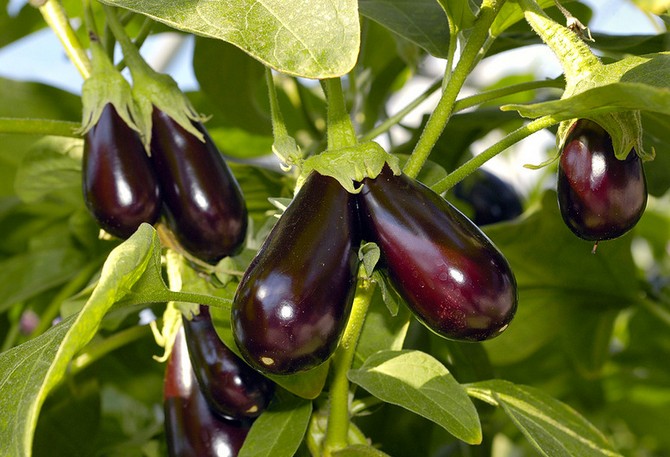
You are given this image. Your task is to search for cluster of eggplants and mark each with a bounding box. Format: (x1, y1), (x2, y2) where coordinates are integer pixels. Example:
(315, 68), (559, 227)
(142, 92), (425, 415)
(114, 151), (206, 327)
(557, 119), (647, 242)
(164, 327), (252, 457)
(232, 172), (360, 375)
(453, 168), (523, 226)
(358, 166), (518, 342)
(232, 168), (518, 376)
(82, 106), (247, 263)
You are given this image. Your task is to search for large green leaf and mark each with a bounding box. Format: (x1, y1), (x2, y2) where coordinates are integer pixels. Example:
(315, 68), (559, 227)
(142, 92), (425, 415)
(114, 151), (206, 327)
(99, 0), (360, 78)
(0, 224), (159, 457)
(482, 191), (639, 365)
(467, 380), (622, 456)
(348, 349), (482, 444)
(505, 53), (670, 118)
(238, 391), (312, 457)
(358, 0), (451, 58)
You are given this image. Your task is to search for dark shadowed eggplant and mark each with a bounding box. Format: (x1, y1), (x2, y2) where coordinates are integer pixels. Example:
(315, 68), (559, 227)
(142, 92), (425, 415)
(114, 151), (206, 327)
(453, 168), (523, 225)
(232, 172), (360, 375)
(558, 119), (647, 242)
(164, 327), (250, 457)
(183, 305), (274, 419)
(150, 108), (248, 263)
(358, 166), (517, 341)
(83, 103), (161, 239)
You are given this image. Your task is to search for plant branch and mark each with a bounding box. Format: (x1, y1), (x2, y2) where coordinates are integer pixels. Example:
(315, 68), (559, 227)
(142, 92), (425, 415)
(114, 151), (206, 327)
(431, 114), (560, 194)
(403, 0), (507, 178)
(38, 0), (92, 79)
(323, 270), (376, 455)
(0, 118), (81, 137)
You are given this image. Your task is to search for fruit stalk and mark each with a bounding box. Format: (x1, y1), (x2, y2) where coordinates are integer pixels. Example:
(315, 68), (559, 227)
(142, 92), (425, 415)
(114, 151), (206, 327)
(403, 0), (508, 179)
(38, 0), (92, 78)
(325, 78), (357, 150)
(323, 272), (376, 455)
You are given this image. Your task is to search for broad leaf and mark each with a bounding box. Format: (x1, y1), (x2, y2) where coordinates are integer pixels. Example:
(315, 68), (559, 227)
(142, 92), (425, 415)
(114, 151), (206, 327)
(238, 391), (312, 457)
(467, 380), (622, 457)
(348, 349), (482, 444)
(359, 0), (451, 58)
(100, 0), (360, 78)
(0, 224), (158, 457)
(482, 191), (639, 365)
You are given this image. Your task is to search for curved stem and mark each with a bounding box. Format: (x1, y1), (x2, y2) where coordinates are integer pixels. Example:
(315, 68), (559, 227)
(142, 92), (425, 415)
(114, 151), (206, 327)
(453, 78), (564, 112)
(0, 118), (81, 137)
(39, 0), (92, 79)
(431, 114), (560, 194)
(323, 271), (376, 455)
(403, 0), (507, 179)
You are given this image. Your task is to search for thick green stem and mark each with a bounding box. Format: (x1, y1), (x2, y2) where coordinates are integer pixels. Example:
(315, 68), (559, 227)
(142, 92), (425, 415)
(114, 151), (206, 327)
(325, 78), (357, 150)
(0, 118), (81, 137)
(431, 115), (560, 194)
(38, 0), (92, 79)
(403, 0), (507, 178)
(323, 272), (376, 455)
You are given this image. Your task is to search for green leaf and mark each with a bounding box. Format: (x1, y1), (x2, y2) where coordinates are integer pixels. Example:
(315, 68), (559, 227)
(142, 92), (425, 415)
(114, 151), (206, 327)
(348, 349), (482, 444)
(491, 0), (556, 37)
(0, 247), (87, 313)
(334, 444), (392, 456)
(193, 37), (272, 135)
(238, 391), (312, 457)
(467, 380), (622, 457)
(209, 305), (329, 400)
(436, 0), (476, 32)
(14, 137), (82, 204)
(0, 224), (158, 457)
(100, 0), (360, 78)
(359, 0), (451, 58)
(482, 191), (639, 364)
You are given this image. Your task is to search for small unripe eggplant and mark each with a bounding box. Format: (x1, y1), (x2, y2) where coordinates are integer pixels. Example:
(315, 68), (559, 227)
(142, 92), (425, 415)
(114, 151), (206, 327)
(83, 103), (161, 239)
(358, 166), (517, 342)
(453, 169), (523, 226)
(232, 172), (360, 375)
(557, 119), (647, 241)
(164, 327), (250, 457)
(150, 108), (248, 263)
(183, 305), (274, 419)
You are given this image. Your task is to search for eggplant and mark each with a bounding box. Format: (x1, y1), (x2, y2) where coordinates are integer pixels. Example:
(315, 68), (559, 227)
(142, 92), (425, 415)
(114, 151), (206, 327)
(232, 172), (360, 375)
(557, 119), (647, 241)
(358, 166), (517, 341)
(183, 305), (274, 419)
(164, 327), (250, 457)
(453, 168), (523, 225)
(83, 103), (161, 238)
(150, 108), (248, 263)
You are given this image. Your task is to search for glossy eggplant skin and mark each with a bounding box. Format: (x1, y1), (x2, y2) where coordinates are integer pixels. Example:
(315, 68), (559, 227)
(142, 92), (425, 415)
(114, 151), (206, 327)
(83, 103), (161, 239)
(164, 327), (250, 457)
(150, 108), (248, 263)
(183, 305), (274, 419)
(358, 166), (517, 342)
(558, 119), (647, 241)
(453, 169), (523, 226)
(232, 172), (360, 375)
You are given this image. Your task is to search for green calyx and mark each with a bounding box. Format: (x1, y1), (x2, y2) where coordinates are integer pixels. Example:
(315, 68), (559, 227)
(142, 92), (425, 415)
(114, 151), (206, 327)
(516, 0), (650, 161)
(103, 5), (207, 149)
(78, 36), (140, 136)
(298, 141), (400, 194)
